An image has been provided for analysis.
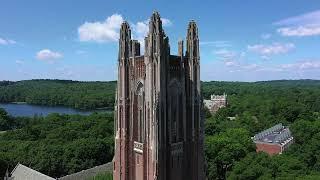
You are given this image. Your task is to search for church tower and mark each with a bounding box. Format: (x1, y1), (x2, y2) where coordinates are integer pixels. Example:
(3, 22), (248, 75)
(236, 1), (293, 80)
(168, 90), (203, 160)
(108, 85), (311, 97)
(113, 12), (205, 180)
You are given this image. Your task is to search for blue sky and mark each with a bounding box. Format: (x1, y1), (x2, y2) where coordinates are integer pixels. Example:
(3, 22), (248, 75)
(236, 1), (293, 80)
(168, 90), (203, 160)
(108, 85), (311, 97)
(1, 0), (320, 82)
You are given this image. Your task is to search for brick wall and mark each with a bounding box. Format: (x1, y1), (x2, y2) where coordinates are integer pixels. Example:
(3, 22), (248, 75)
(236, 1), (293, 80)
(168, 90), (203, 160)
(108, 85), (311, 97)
(255, 143), (281, 155)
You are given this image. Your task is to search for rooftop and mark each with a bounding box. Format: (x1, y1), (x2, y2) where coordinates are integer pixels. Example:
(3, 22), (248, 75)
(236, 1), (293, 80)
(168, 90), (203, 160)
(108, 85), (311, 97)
(9, 163), (55, 180)
(253, 123), (293, 145)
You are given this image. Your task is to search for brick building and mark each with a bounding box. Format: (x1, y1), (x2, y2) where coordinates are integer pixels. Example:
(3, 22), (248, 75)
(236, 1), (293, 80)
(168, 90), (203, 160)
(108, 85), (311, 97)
(113, 12), (205, 180)
(253, 123), (294, 155)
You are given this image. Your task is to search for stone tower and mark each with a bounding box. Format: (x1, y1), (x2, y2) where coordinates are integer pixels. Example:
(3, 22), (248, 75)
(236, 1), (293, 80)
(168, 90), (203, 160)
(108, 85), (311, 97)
(113, 12), (205, 180)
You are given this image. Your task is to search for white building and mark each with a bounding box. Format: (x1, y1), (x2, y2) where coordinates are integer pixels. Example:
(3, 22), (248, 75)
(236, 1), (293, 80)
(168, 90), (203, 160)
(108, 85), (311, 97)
(204, 93), (227, 113)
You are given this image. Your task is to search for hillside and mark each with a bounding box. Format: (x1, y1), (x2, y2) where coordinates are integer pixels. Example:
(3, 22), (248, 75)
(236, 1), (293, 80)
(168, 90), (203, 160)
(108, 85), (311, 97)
(0, 80), (116, 110)
(1, 79), (320, 111)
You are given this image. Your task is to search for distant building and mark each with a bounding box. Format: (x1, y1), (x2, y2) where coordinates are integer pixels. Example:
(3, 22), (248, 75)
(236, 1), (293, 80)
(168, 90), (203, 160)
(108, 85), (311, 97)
(204, 93), (227, 113)
(5, 163), (55, 180)
(253, 123), (294, 155)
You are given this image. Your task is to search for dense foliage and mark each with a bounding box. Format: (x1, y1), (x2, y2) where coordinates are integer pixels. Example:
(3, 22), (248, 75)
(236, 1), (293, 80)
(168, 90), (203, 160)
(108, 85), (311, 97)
(203, 80), (320, 179)
(0, 112), (114, 178)
(0, 80), (116, 110)
(0, 108), (31, 131)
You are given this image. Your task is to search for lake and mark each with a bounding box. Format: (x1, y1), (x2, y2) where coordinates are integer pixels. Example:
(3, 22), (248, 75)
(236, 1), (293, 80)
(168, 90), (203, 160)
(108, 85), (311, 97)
(0, 103), (110, 117)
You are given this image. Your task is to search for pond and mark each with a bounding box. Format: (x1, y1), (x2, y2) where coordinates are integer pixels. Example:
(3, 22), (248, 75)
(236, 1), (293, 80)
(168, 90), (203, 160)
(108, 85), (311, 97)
(0, 103), (110, 117)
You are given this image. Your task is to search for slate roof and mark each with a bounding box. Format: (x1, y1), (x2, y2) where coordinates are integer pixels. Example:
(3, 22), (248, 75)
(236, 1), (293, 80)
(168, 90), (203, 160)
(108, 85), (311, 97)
(9, 163), (55, 180)
(58, 162), (113, 180)
(253, 123), (293, 145)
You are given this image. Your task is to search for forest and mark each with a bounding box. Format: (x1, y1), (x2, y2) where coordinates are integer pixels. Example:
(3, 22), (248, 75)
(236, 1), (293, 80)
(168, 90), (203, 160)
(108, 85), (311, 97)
(0, 80), (116, 110)
(0, 110), (114, 178)
(1, 79), (320, 179)
(203, 80), (320, 179)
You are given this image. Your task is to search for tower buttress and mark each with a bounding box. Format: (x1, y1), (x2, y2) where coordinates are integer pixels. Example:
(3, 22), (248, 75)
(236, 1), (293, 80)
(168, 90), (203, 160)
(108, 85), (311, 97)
(145, 11), (170, 180)
(114, 21), (131, 180)
(185, 20), (204, 180)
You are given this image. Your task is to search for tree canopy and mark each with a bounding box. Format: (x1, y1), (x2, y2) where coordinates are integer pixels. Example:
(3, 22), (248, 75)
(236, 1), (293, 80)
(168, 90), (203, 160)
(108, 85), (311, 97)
(203, 80), (320, 179)
(0, 80), (116, 110)
(0, 112), (114, 178)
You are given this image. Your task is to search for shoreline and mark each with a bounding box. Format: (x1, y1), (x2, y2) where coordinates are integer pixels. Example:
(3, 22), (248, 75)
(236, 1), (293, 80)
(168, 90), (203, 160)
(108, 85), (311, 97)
(11, 102), (27, 104)
(0, 102), (114, 111)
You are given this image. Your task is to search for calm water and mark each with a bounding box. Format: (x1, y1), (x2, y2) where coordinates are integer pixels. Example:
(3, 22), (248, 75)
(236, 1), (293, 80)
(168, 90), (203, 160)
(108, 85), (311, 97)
(0, 103), (108, 117)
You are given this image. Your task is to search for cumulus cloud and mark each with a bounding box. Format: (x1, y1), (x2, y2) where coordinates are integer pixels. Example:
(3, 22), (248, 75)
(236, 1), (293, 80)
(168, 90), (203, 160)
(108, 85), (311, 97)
(248, 43), (295, 56)
(78, 14), (124, 43)
(131, 17), (172, 44)
(0, 37), (16, 45)
(131, 21), (149, 43)
(78, 14), (172, 43)
(161, 18), (173, 26)
(36, 49), (63, 62)
(275, 10), (320, 37)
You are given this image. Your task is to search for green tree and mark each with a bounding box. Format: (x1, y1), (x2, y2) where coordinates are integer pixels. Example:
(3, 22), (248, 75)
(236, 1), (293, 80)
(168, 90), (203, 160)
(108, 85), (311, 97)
(205, 128), (254, 179)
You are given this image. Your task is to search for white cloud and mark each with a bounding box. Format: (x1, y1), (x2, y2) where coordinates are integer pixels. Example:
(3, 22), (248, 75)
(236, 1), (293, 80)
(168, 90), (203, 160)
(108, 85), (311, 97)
(131, 17), (172, 45)
(277, 25), (320, 37)
(213, 49), (256, 71)
(261, 34), (271, 39)
(275, 10), (320, 37)
(161, 18), (172, 26)
(261, 56), (271, 60)
(223, 60), (260, 72)
(200, 41), (232, 47)
(75, 50), (87, 55)
(0, 37), (16, 45)
(78, 14), (172, 43)
(36, 49), (63, 62)
(274, 10), (320, 26)
(15, 60), (24, 65)
(132, 21), (149, 43)
(78, 14), (124, 43)
(214, 49), (237, 61)
(248, 43), (295, 56)
(224, 61), (237, 67)
(280, 60), (320, 70)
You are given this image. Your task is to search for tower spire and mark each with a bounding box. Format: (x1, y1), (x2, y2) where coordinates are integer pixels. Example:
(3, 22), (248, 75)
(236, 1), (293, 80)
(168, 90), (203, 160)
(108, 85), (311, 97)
(149, 11), (163, 36)
(186, 21), (199, 59)
(119, 21), (131, 63)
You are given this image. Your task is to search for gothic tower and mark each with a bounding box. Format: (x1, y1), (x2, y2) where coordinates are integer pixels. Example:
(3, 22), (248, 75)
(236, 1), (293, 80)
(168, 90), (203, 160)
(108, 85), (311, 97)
(113, 12), (204, 180)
